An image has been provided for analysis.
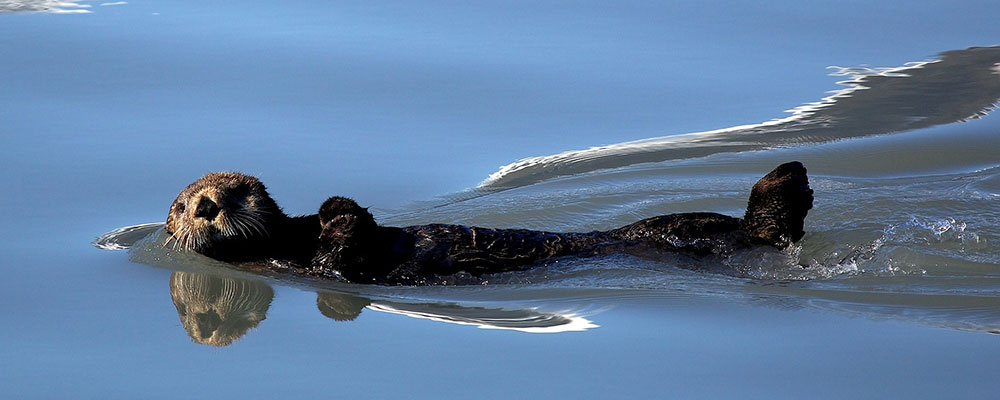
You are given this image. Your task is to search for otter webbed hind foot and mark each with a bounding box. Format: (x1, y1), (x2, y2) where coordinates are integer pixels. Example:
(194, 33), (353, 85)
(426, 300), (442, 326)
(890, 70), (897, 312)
(742, 161), (814, 248)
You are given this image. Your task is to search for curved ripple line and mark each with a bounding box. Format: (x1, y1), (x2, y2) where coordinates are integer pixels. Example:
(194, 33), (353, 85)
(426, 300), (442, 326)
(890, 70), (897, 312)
(480, 46), (1000, 190)
(93, 222), (164, 250)
(367, 303), (599, 333)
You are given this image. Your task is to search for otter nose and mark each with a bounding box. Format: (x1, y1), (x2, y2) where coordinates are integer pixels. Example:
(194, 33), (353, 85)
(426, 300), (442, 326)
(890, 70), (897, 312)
(194, 196), (221, 221)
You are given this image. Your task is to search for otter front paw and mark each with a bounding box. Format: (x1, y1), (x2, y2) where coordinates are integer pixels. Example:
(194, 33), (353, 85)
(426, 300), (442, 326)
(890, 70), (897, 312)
(313, 197), (381, 281)
(318, 196), (373, 227)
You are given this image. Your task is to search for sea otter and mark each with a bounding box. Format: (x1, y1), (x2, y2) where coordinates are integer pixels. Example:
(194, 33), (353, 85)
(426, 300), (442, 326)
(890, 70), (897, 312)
(165, 162), (813, 285)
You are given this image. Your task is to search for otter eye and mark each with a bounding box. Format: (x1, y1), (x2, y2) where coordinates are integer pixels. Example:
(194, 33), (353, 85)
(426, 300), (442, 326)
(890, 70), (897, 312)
(229, 185), (250, 198)
(219, 189), (243, 209)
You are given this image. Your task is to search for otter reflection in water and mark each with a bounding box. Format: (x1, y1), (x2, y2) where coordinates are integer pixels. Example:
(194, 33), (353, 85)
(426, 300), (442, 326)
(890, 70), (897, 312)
(166, 270), (1000, 344)
(168, 271), (598, 346)
(169, 272), (274, 346)
(164, 162), (813, 285)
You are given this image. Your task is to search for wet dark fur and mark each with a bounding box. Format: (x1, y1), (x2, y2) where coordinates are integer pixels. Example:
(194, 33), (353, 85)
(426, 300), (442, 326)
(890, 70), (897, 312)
(166, 162), (813, 285)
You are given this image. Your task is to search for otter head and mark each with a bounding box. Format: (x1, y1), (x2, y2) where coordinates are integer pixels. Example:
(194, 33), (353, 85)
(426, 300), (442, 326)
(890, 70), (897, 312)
(165, 172), (285, 260)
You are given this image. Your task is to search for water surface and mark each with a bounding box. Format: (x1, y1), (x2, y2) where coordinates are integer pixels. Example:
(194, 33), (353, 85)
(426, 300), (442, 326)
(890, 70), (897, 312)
(3, 1), (1000, 398)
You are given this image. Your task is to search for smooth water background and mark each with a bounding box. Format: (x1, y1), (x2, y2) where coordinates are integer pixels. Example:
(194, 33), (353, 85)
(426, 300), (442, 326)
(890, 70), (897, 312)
(3, 1), (1000, 398)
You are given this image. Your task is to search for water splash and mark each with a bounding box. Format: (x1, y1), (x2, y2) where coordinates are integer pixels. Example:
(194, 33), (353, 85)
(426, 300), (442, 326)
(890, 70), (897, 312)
(786, 216), (991, 281)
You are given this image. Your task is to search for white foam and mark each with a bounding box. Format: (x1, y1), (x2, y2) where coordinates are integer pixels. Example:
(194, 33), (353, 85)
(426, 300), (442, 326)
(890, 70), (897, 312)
(367, 303), (599, 333)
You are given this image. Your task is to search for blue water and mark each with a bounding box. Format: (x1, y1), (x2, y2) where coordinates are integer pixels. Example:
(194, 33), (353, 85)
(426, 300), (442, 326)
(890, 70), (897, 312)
(3, 1), (1000, 398)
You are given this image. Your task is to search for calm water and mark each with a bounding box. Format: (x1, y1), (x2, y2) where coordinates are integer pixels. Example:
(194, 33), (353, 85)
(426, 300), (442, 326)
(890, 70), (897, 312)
(3, 1), (1000, 398)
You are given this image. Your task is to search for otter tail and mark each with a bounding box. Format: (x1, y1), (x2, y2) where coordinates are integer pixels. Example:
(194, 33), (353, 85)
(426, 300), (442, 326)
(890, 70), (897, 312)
(742, 161), (814, 248)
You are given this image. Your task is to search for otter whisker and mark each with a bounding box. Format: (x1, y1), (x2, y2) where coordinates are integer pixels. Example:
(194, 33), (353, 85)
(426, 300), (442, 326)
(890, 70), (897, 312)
(183, 228), (194, 251)
(242, 215), (268, 238)
(180, 227), (192, 251)
(221, 219), (236, 237)
(246, 213), (270, 237)
(170, 227), (188, 251)
(164, 232), (177, 248)
(236, 216), (257, 239)
(173, 233), (185, 251)
(191, 228), (209, 251)
(241, 219), (260, 238)
(233, 218), (251, 239)
(182, 225), (201, 252)
(235, 210), (269, 237)
(247, 214), (269, 232)
(248, 210), (270, 223)
(229, 213), (248, 235)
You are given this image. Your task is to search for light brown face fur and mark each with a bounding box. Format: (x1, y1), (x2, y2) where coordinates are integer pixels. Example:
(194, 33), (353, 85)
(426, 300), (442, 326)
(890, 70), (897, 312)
(165, 172), (283, 256)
